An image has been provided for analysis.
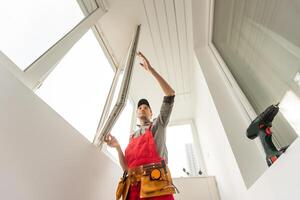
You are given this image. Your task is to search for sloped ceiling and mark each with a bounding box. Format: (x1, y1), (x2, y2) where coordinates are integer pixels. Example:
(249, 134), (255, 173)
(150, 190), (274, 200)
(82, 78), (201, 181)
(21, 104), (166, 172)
(94, 0), (195, 122)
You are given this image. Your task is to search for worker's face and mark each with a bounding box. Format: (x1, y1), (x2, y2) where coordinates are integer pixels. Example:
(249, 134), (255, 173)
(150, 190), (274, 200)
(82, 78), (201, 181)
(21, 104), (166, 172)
(137, 104), (152, 121)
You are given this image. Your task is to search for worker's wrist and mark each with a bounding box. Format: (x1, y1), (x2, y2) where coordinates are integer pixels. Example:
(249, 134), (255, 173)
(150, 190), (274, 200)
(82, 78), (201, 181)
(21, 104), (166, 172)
(116, 144), (122, 150)
(148, 65), (155, 73)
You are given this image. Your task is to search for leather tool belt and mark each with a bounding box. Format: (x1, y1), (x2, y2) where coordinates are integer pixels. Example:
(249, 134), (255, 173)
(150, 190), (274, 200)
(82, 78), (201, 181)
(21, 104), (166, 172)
(116, 160), (179, 200)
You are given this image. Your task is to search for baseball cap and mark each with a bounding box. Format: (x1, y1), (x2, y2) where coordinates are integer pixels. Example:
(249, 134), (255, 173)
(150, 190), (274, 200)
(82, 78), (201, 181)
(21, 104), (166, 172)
(137, 98), (151, 109)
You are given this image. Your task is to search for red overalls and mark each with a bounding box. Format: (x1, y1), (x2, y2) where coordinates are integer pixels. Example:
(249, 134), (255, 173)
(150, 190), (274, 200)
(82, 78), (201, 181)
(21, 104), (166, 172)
(124, 126), (174, 200)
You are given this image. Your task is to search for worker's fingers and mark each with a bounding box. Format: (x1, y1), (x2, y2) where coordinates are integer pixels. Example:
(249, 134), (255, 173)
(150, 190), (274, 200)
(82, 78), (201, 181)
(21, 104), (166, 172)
(138, 51), (143, 57)
(104, 135), (108, 142)
(109, 134), (117, 142)
(104, 137), (109, 143)
(104, 134), (110, 140)
(105, 138), (112, 146)
(139, 51), (146, 58)
(138, 51), (147, 60)
(105, 135), (118, 147)
(104, 133), (112, 142)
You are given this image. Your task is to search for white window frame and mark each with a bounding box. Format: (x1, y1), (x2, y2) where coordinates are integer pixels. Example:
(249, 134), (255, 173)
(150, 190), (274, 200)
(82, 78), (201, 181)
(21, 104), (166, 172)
(102, 96), (135, 164)
(2, 1), (137, 149)
(168, 119), (207, 176)
(92, 25), (141, 148)
(24, 7), (108, 90)
(207, 0), (273, 154)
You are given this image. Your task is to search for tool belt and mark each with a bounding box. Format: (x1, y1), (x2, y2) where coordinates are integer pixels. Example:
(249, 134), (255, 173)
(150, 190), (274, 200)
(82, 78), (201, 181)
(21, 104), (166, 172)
(116, 160), (178, 199)
(116, 170), (130, 200)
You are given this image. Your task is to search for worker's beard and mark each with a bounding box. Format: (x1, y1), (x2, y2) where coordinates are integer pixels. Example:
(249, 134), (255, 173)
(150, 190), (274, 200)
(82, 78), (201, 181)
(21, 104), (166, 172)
(139, 116), (151, 125)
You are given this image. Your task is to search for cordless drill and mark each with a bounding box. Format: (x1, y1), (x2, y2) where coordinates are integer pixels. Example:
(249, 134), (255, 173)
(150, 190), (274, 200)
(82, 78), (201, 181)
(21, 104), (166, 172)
(246, 104), (288, 166)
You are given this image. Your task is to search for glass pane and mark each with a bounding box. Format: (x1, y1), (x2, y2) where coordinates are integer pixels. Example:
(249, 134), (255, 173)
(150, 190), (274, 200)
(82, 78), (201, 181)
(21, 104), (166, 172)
(280, 90), (300, 135)
(36, 30), (114, 143)
(107, 100), (134, 161)
(167, 124), (200, 177)
(0, 0), (85, 70)
(213, 0), (299, 147)
(109, 71), (124, 115)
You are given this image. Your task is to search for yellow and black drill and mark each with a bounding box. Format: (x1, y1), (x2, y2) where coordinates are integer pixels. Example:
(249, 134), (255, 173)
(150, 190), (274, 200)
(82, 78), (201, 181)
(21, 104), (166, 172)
(247, 104), (288, 166)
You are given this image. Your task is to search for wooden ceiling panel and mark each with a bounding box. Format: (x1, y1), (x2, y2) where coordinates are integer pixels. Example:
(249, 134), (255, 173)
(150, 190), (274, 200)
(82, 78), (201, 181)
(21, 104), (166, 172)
(165, 0), (185, 94)
(174, 0), (190, 95)
(94, 0), (195, 120)
(153, 0), (177, 91)
(142, 0), (169, 78)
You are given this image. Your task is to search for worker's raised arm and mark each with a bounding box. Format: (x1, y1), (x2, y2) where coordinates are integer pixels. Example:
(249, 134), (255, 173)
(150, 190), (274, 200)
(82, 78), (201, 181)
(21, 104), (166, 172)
(138, 52), (175, 96)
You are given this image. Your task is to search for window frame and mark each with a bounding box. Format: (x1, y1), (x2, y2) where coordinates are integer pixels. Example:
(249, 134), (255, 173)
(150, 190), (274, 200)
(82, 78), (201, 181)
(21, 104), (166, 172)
(2, 2), (132, 147)
(167, 120), (207, 176)
(102, 96), (135, 163)
(207, 0), (269, 155)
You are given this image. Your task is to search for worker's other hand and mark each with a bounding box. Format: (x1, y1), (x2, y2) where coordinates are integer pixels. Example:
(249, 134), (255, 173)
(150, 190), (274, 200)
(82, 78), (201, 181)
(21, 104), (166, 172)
(104, 133), (120, 148)
(138, 51), (153, 72)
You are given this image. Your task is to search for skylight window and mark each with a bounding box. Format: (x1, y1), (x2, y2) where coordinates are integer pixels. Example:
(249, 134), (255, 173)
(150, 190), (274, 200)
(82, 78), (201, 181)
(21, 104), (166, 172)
(0, 0), (84, 70)
(36, 30), (114, 142)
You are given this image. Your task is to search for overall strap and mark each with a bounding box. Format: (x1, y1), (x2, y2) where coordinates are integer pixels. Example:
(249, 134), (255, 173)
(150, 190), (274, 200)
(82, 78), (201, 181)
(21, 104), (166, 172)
(147, 123), (153, 131)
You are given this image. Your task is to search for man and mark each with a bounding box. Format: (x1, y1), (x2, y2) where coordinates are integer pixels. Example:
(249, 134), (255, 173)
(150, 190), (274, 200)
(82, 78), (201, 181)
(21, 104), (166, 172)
(105, 52), (175, 200)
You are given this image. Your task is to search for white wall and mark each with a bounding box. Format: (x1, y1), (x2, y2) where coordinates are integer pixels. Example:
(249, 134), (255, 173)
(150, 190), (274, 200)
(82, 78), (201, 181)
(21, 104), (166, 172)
(191, 0), (268, 190)
(194, 46), (267, 188)
(191, 53), (248, 200)
(191, 2), (300, 196)
(173, 176), (220, 200)
(0, 64), (122, 200)
(246, 138), (300, 200)
(0, 52), (32, 88)
(192, 43), (300, 200)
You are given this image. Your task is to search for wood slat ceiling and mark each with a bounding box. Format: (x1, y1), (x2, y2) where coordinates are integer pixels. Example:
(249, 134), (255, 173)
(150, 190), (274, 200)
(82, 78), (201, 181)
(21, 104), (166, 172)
(143, 0), (192, 96)
(94, 0), (195, 121)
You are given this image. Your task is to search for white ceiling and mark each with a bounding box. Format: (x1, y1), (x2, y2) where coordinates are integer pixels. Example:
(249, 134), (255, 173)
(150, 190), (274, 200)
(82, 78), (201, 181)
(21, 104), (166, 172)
(94, 0), (196, 122)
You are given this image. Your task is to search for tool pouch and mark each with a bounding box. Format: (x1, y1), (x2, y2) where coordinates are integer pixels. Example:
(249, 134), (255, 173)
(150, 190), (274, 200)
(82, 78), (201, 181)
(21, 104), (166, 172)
(116, 170), (130, 200)
(140, 163), (177, 198)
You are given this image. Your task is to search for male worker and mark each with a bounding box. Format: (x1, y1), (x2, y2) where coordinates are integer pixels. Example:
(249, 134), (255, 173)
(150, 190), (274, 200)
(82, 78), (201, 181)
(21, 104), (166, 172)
(105, 52), (175, 200)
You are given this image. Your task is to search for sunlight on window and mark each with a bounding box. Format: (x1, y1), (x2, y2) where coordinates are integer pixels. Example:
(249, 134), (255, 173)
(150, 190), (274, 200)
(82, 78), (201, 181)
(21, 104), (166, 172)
(36, 30), (114, 142)
(107, 100), (134, 160)
(280, 90), (300, 136)
(167, 124), (199, 177)
(0, 0), (84, 70)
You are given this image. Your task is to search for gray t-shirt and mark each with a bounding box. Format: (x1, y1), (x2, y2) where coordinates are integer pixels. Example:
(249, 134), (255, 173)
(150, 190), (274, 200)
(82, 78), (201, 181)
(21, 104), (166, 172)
(132, 95), (175, 162)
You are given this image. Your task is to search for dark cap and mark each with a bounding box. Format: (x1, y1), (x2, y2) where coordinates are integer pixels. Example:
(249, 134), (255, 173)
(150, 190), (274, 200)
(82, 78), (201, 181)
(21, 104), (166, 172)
(137, 98), (151, 109)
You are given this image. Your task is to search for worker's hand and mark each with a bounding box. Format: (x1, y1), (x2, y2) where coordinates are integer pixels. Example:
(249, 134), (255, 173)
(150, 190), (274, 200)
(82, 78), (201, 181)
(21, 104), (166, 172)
(138, 51), (153, 72)
(104, 133), (120, 148)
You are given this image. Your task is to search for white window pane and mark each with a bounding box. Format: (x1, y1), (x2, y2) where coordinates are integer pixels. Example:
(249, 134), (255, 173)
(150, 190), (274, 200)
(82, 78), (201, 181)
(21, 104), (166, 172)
(0, 0), (84, 70)
(36, 30), (114, 143)
(212, 0), (299, 146)
(167, 124), (200, 177)
(107, 100), (134, 161)
(280, 90), (300, 135)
